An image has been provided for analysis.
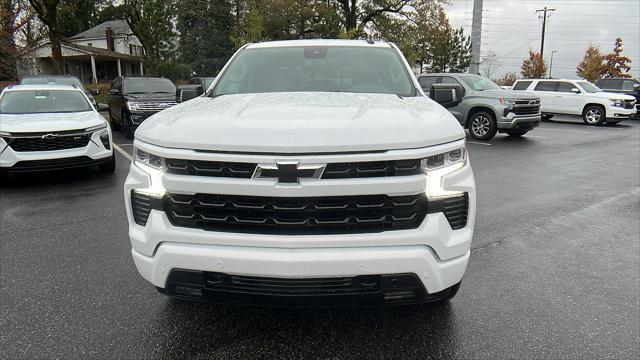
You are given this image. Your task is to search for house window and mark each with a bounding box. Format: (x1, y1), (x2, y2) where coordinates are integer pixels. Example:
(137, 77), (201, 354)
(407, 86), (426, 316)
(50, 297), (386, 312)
(130, 44), (143, 56)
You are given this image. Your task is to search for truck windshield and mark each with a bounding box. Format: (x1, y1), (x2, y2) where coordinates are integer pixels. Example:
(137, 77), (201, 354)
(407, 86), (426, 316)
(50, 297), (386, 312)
(124, 78), (176, 94)
(458, 74), (501, 91)
(0, 90), (91, 114)
(577, 81), (601, 93)
(212, 46), (416, 97)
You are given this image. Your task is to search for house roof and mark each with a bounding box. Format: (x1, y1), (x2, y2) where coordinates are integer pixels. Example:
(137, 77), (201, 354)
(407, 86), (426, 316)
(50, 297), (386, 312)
(66, 42), (141, 60)
(70, 20), (132, 40)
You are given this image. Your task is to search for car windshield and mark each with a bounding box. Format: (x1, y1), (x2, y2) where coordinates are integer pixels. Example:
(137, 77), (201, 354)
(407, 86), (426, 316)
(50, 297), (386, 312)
(124, 78), (176, 94)
(458, 74), (501, 91)
(20, 77), (88, 93)
(212, 46), (416, 96)
(0, 90), (92, 114)
(577, 81), (601, 93)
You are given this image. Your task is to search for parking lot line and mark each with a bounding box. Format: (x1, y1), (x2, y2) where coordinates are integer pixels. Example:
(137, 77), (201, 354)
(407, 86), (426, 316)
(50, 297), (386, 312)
(467, 141), (492, 146)
(525, 135), (548, 139)
(536, 127), (591, 134)
(113, 144), (132, 161)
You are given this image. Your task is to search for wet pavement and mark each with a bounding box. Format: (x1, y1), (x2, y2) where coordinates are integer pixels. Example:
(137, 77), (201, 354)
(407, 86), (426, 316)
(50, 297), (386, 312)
(1, 117), (639, 359)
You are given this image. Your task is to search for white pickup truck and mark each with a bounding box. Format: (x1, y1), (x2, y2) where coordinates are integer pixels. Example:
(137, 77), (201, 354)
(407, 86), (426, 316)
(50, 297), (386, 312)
(124, 40), (476, 307)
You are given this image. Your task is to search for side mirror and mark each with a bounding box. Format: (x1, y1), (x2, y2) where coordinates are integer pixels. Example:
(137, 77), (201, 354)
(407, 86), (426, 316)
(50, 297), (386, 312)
(571, 88), (580, 94)
(96, 103), (109, 112)
(178, 87), (200, 103)
(633, 83), (640, 89)
(90, 89), (100, 96)
(108, 88), (120, 95)
(430, 84), (463, 109)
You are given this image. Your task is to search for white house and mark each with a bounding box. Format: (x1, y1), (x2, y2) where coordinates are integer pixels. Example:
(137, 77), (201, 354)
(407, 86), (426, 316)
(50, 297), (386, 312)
(17, 20), (145, 83)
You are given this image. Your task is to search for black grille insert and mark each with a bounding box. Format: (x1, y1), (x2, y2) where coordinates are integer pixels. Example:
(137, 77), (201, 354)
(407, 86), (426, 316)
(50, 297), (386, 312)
(163, 193), (429, 234)
(7, 134), (90, 152)
(131, 191), (154, 226)
(430, 194), (469, 230)
(322, 159), (422, 179)
(166, 159), (256, 178)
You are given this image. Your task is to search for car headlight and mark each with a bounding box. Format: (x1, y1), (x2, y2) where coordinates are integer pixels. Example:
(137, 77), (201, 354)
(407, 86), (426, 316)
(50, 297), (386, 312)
(0, 131), (11, 137)
(499, 97), (516, 106)
(126, 102), (140, 111)
(133, 147), (166, 197)
(421, 147), (467, 198)
(610, 99), (624, 107)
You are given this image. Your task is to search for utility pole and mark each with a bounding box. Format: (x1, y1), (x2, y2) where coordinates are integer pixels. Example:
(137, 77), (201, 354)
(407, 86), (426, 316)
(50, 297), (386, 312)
(535, 6), (555, 59)
(469, 0), (483, 74)
(548, 50), (557, 78)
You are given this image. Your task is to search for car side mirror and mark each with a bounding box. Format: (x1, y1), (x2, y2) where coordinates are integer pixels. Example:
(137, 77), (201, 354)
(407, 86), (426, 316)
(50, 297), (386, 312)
(90, 89), (100, 96)
(571, 88), (580, 94)
(430, 84), (463, 109)
(109, 89), (120, 95)
(96, 103), (109, 112)
(633, 83), (640, 90)
(178, 87), (201, 103)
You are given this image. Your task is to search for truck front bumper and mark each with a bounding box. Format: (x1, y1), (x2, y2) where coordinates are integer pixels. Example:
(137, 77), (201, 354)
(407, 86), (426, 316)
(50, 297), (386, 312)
(497, 113), (542, 131)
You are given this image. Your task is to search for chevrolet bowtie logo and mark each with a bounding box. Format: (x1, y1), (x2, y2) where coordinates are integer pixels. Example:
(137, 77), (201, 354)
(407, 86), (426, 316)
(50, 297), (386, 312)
(254, 161), (325, 184)
(41, 133), (59, 140)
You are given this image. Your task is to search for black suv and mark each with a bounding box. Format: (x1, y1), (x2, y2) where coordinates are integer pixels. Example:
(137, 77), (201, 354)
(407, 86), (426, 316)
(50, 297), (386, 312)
(107, 76), (178, 139)
(20, 75), (99, 107)
(595, 78), (640, 117)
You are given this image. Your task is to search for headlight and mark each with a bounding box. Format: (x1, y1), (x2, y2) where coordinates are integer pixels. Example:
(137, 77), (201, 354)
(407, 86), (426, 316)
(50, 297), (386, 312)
(0, 131), (11, 137)
(126, 102), (140, 111)
(499, 97), (516, 106)
(610, 99), (624, 107)
(421, 147), (467, 198)
(99, 130), (110, 150)
(133, 147), (166, 197)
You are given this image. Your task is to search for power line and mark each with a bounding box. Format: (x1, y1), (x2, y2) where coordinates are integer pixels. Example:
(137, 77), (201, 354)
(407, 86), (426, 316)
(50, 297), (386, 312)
(536, 6), (556, 58)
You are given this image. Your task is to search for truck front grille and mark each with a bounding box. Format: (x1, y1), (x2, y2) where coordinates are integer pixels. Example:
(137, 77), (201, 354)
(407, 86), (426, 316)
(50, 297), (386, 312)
(166, 159), (256, 178)
(6, 134), (90, 152)
(163, 193), (429, 235)
(133, 102), (177, 111)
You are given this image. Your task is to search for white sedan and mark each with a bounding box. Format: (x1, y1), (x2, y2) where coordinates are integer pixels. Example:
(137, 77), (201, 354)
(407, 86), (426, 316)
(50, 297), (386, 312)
(0, 84), (115, 175)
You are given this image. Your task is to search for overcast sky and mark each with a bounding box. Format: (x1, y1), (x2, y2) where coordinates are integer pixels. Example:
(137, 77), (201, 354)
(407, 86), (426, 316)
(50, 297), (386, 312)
(444, 0), (640, 79)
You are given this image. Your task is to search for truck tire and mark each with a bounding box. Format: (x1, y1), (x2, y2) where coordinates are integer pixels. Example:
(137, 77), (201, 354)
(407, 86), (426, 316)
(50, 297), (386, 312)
(123, 112), (134, 139)
(468, 111), (498, 141)
(506, 130), (528, 137)
(582, 105), (605, 126)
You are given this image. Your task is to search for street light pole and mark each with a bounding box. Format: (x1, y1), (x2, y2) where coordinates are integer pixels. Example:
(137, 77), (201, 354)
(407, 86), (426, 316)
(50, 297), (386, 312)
(549, 50), (557, 78)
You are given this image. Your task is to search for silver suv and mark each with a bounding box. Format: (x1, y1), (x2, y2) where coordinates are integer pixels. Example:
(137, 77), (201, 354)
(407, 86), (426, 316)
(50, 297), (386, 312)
(418, 74), (542, 140)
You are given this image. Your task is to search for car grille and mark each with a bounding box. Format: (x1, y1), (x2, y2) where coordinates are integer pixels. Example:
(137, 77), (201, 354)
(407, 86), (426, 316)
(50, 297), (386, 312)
(133, 102), (177, 111)
(131, 191), (155, 226)
(623, 100), (635, 109)
(164, 159), (422, 179)
(6, 134), (91, 152)
(432, 193), (469, 230)
(513, 99), (541, 115)
(163, 193), (429, 235)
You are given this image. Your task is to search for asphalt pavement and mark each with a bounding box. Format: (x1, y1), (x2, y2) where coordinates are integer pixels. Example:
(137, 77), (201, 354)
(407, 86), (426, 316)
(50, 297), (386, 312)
(1, 116), (638, 359)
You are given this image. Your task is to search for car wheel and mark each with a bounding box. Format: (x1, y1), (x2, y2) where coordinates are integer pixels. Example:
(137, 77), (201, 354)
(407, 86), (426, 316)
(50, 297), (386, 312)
(98, 153), (116, 174)
(468, 111), (497, 141)
(506, 130), (528, 137)
(582, 105), (605, 126)
(123, 112), (134, 139)
(108, 108), (121, 130)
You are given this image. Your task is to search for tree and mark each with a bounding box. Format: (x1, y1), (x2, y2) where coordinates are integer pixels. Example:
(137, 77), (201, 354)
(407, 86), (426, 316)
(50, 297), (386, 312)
(495, 72), (517, 86)
(177, 0), (234, 75)
(124, 0), (179, 63)
(602, 37), (632, 78)
(521, 50), (547, 79)
(1, 0), (25, 80)
(480, 51), (500, 79)
(28, 0), (64, 74)
(576, 45), (605, 82)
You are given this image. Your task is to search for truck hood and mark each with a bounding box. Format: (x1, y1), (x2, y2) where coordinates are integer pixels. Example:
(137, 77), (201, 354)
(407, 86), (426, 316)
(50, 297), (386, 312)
(0, 111), (106, 133)
(472, 89), (539, 99)
(588, 91), (636, 100)
(125, 94), (177, 102)
(135, 92), (465, 153)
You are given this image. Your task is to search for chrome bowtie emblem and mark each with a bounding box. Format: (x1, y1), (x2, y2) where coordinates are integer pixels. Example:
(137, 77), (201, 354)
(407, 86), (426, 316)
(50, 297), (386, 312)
(529, 100), (538, 105)
(41, 133), (59, 140)
(254, 161), (325, 184)
(158, 103), (169, 109)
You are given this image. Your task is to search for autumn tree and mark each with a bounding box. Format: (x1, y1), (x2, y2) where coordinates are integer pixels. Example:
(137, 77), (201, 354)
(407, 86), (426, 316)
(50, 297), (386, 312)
(521, 50), (547, 79)
(28, 0), (64, 74)
(576, 45), (605, 82)
(602, 37), (632, 78)
(495, 72), (517, 86)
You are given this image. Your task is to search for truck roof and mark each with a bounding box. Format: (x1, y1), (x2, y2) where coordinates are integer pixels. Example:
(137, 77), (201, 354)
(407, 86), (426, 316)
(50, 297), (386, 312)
(246, 39), (391, 49)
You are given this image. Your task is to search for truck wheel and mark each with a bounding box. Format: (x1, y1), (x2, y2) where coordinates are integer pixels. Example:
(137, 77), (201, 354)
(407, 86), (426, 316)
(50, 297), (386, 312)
(507, 130), (528, 137)
(123, 113), (134, 139)
(108, 108), (121, 130)
(468, 111), (497, 141)
(582, 105), (605, 126)
(98, 153), (116, 174)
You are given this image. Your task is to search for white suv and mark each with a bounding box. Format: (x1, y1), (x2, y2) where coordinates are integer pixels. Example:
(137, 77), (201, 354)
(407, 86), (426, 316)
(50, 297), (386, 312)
(512, 79), (636, 125)
(0, 84), (114, 175)
(125, 40), (476, 306)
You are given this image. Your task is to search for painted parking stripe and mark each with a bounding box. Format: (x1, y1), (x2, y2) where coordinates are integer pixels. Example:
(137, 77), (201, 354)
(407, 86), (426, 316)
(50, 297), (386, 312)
(113, 144), (132, 161)
(467, 141), (492, 146)
(536, 127), (591, 134)
(525, 135), (548, 139)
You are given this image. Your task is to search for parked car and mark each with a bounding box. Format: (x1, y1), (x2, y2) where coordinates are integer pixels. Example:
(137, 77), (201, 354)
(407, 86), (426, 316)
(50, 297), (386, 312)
(417, 73), (541, 140)
(107, 76), (177, 139)
(20, 75), (99, 107)
(595, 78), (640, 117)
(0, 84), (114, 175)
(511, 79), (637, 125)
(124, 39), (476, 307)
